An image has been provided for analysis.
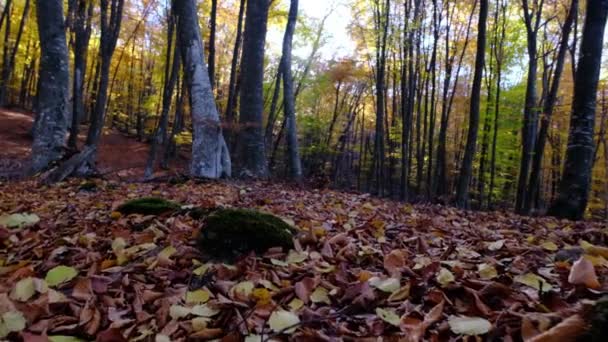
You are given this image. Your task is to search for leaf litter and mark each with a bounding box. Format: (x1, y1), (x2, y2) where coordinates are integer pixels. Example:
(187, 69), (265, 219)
(0, 179), (607, 340)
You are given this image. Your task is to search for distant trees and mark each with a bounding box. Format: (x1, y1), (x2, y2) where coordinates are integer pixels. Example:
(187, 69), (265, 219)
(10, 0), (608, 218)
(549, 0), (608, 220)
(30, 0), (69, 173)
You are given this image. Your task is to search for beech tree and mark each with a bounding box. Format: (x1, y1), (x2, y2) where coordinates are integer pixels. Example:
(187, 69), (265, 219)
(174, 0), (231, 178)
(237, 0), (272, 178)
(549, 0), (608, 220)
(31, 0), (69, 173)
(282, 0), (303, 181)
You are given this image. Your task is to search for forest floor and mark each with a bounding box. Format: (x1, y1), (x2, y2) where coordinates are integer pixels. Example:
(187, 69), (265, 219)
(0, 108), (607, 341)
(0, 108), (187, 181)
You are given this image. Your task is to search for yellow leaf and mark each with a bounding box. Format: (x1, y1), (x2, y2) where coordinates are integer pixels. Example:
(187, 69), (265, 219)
(286, 250), (308, 264)
(268, 310), (300, 333)
(514, 273), (553, 292)
(159, 246), (177, 260)
(231, 281), (254, 300)
(252, 288), (272, 306)
(358, 270), (373, 282)
(288, 298), (304, 311)
(437, 268), (455, 287)
(478, 263), (498, 280)
(541, 241), (559, 251)
(388, 284), (411, 302)
(110, 211), (122, 220)
(310, 287), (331, 305)
(376, 308), (401, 327)
(186, 289), (211, 304)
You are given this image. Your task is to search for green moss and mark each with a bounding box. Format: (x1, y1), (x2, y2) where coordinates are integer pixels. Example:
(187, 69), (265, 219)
(584, 296), (608, 341)
(117, 197), (181, 216)
(198, 208), (296, 258)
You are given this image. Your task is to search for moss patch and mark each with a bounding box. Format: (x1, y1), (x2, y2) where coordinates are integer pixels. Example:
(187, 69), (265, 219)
(117, 197), (181, 216)
(584, 296), (608, 341)
(198, 208), (296, 258)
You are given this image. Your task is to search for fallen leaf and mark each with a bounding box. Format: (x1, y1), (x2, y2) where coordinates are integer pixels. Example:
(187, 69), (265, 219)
(45, 266), (78, 287)
(568, 257), (601, 289)
(268, 310), (300, 333)
(376, 308), (400, 327)
(514, 273), (553, 292)
(0, 213), (39, 228)
(448, 316), (492, 336)
(369, 277), (400, 293)
(437, 268), (455, 287)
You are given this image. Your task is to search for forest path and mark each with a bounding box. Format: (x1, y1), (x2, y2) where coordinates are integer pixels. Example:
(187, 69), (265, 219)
(0, 108), (187, 180)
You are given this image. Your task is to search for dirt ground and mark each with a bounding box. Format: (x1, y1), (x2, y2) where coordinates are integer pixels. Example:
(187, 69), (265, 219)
(0, 108), (187, 180)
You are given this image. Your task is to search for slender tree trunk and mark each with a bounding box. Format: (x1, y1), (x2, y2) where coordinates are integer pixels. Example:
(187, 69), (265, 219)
(175, 0), (231, 178)
(68, 0), (93, 149)
(144, 15), (180, 179)
(548, 0), (608, 220)
(208, 0), (217, 88)
(86, 0), (125, 156)
(281, 0), (302, 181)
(524, 0), (578, 214)
(489, 0), (507, 208)
(516, 0), (543, 213)
(0, 0), (12, 32)
(237, 0), (271, 178)
(455, 0), (488, 208)
(0, 0), (29, 106)
(224, 0), (246, 146)
(31, 0), (70, 173)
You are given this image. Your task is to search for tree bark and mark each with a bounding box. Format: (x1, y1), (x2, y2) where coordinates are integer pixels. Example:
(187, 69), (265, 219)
(237, 0), (271, 178)
(455, 0), (488, 208)
(208, 0), (217, 88)
(224, 0), (246, 146)
(144, 14), (180, 180)
(524, 0), (578, 214)
(67, 0), (93, 149)
(86, 0), (124, 149)
(548, 0), (608, 220)
(175, 0), (231, 178)
(0, 0), (29, 106)
(281, 0), (303, 181)
(516, 0), (544, 213)
(31, 0), (70, 174)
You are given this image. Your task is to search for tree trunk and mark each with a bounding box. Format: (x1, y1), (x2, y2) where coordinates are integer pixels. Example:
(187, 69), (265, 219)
(455, 0), (488, 208)
(31, 0), (70, 174)
(524, 0), (578, 214)
(224, 0), (246, 146)
(68, 0), (93, 149)
(175, 0), (231, 178)
(208, 0), (217, 88)
(548, 0), (608, 220)
(0, 0), (29, 106)
(237, 0), (271, 178)
(281, 0), (302, 181)
(86, 0), (125, 152)
(144, 14), (180, 180)
(516, 0), (543, 213)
